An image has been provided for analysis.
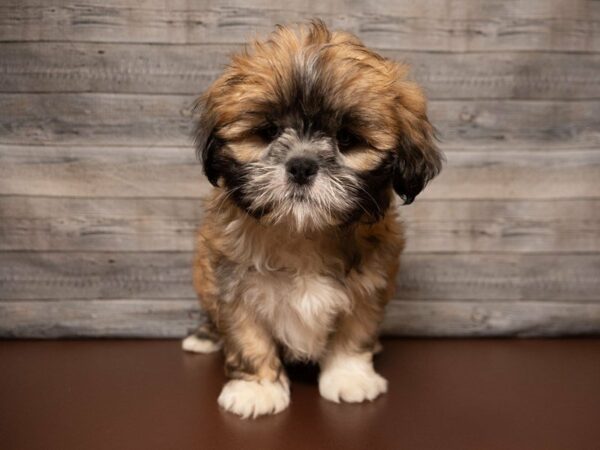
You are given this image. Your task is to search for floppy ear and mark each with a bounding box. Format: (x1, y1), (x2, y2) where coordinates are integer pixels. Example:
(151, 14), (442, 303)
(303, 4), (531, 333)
(194, 99), (223, 187)
(392, 114), (443, 205)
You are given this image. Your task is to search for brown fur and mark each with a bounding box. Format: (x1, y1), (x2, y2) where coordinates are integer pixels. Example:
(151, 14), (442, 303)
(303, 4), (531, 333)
(199, 22), (436, 171)
(189, 20), (441, 417)
(194, 190), (404, 380)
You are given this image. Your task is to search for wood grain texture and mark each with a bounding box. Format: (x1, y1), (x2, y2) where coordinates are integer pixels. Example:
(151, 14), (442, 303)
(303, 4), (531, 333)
(2, 145), (599, 200)
(402, 200), (600, 253)
(0, 0), (598, 51)
(1, 299), (598, 338)
(381, 300), (600, 337)
(0, 146), (206, 198)
(1, 0), (599, 338)
(427, 149), (600, 200)
(0, 252), (195, 301)
(395, 254), (600, 302)
(1, 196), (599, 254)
(0, 300), (203, 338)
(0, 196), (202, 252)
(1, 252), (598, 302)
(3, 42), (600, 100)
(1, 94), (599, 149)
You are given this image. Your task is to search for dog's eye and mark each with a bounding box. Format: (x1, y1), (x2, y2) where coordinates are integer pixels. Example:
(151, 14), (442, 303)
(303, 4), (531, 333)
(336, 129), (361, 151)
(257, 123), (281, 141)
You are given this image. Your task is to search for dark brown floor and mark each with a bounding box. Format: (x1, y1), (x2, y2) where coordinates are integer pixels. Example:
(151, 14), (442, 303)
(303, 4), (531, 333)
(1, 339), (599, 450)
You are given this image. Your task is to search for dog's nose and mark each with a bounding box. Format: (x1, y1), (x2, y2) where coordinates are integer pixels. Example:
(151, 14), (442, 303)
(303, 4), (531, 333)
(286, 157), (319, 185)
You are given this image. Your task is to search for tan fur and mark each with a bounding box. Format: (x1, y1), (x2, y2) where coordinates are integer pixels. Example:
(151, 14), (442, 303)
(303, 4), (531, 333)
(189, 20), (441, 418)
(194, 188), (404, 401)
(202, 22), (433, 158)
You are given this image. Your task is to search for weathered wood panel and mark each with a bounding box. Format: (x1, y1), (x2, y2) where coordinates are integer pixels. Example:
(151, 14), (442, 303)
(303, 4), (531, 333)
(0, 300), (203, 338)
(0, 197), (202, 252)
(0, 146), (206, 198)
(0, 0), (598, 338)
(0, 43), (230, 95)
(2, 196), (599, 254)
(402, 200), (600, 253)
(396, 254), (600, 302)
(2, 145), (599, 200)
(2, 94), (598, 149)
(430, 101), (600, 150)
(0, 252), (195, 300)
(3, 42), (600, 100)
(0, 94), (193, 147)
(1, 299), (598, 338)
(1, 252), (598, 302)
(0, 0), (598, 51)
(427, 149), (600, 200)
(381, 300), (600, 337)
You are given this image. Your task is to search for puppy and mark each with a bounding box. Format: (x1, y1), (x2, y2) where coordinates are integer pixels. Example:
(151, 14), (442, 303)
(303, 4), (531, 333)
(182, 20), (442, 419)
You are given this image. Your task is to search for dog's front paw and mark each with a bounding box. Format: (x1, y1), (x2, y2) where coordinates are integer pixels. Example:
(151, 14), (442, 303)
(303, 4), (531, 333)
(319, 353), (387, 403)
(218, 379), (290, 419)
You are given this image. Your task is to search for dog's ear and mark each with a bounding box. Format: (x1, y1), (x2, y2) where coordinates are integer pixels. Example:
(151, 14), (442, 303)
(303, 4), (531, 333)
(392, 113), (443, 205)
(194, 99), (223, 187)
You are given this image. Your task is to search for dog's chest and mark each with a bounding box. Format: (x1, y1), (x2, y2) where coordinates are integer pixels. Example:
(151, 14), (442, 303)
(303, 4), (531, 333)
(240, 269), (350, 360)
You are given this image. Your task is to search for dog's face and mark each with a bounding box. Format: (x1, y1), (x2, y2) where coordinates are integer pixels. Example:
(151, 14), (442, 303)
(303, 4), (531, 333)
(196, 22), (442, 231)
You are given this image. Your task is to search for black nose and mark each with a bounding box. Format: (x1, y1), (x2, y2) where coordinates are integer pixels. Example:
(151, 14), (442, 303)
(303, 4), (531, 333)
(286, 157), (319, 185)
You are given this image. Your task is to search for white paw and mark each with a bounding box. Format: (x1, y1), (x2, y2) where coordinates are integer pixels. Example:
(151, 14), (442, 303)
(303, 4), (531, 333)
(319, 353), (387, 403)
(218, 379), (290, 419)
(182, 334), (222, 354)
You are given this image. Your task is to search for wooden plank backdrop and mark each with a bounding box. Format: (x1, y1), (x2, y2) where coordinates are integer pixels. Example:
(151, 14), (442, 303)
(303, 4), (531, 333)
(0, 0), (599, 337)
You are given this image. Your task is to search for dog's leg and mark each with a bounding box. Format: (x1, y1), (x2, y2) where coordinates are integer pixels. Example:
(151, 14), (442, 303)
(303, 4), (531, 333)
(217, 310), (290, 419)
(182, 320), (222, 354)
(318, 299), (387, 403)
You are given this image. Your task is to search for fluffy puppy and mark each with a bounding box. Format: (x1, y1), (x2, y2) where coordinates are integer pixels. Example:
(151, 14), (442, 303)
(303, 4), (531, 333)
(183, 20), (442, 419)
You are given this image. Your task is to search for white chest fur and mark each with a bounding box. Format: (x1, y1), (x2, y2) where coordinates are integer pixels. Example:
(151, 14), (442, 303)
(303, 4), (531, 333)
(240, 269), (351, 360)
